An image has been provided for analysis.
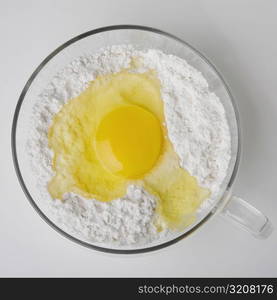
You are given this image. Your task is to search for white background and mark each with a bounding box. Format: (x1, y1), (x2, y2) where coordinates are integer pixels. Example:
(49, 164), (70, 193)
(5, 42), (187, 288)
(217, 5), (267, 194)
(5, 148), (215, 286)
(1, 0), (276, 277)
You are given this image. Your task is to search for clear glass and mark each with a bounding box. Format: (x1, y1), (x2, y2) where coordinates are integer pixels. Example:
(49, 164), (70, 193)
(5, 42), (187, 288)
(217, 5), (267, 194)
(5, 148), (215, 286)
(11, 25), (273, 254)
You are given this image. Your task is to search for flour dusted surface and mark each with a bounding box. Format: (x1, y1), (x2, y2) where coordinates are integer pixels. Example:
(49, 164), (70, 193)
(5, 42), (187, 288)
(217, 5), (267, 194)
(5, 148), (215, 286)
(28, 45), (231, 247)
(139, 50), (231, 196)
(49, 186), (159, 246)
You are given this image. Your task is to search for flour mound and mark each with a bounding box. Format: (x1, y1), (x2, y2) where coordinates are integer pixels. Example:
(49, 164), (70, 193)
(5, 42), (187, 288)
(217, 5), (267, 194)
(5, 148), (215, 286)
(28, 45), (231, 247)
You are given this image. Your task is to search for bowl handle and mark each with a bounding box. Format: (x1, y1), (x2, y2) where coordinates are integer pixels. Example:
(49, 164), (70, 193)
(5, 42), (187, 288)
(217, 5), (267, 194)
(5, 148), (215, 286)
(218, 193), (273, 239)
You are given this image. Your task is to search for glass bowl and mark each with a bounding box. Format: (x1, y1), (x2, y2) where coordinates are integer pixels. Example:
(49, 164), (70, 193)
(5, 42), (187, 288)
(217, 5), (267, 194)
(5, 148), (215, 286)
(12, 25), (242, 253)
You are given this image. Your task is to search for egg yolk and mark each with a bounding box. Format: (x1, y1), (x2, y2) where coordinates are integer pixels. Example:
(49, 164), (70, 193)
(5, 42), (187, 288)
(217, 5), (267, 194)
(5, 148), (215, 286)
(95, 105), (162, 179)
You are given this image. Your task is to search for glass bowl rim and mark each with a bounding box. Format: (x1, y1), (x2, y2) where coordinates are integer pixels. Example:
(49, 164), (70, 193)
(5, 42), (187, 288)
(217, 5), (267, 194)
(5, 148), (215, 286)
(11, 24), (241, 254)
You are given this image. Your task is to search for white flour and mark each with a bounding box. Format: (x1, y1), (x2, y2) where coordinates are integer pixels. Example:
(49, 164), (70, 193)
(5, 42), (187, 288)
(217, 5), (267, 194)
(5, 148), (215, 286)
(28, 45), (231, 247)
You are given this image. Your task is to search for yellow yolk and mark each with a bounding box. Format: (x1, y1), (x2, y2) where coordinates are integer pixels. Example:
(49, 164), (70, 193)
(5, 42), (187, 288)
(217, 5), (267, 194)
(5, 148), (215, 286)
(95, 105), (162, 179)
(48, 70), (210, 229)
